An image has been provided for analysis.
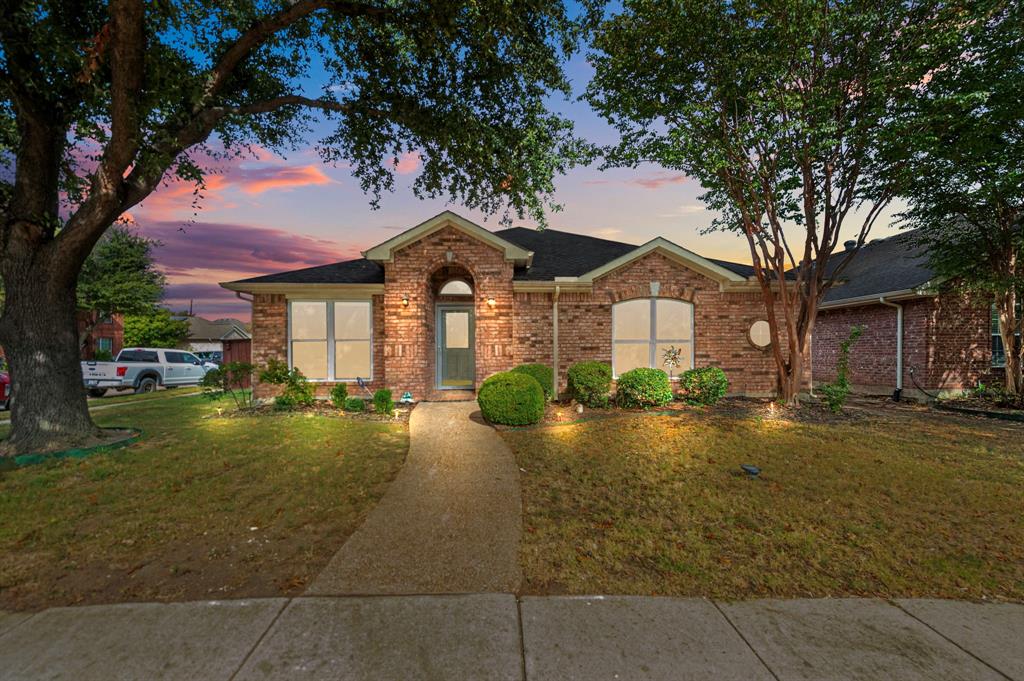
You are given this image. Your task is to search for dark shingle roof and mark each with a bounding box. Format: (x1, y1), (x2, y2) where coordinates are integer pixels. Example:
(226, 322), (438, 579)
(232, 258), (385, 285)
(494, 227), (755, 280)
(823, 230), (934, 303)
(226, 227), (756, 286)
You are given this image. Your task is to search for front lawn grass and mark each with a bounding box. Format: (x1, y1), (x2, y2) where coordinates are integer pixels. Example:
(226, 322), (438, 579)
(0, 394), (408, 611)
(503, 408), (1024, 601)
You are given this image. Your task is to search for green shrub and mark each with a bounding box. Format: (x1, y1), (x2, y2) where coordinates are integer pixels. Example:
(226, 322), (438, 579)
(259, 358), (314, 408)
(820, 325), (863, 413)
(615, 367), (673, 408)
(567, 361), (612, 408)
(678, 366), (730, 406)
(201, 361), (255, 409)
(93, 348), (114, 362)
(330, 383), (348, 409)
(344, 397), (366, 412)
(478, 371), (545, 425)
(373, 388), (394, 415)
(511, 363), (554, 399)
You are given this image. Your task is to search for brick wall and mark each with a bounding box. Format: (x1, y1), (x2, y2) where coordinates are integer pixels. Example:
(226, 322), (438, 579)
(383, 225), (516, 397)
(250, 236), (811, 400)
(813, 291), (1001, 396)
(551, 251), (805, 396)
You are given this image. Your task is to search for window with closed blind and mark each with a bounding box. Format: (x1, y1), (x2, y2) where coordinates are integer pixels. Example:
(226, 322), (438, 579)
(289, 301), (373, 381)
(612, 298), (694, 378)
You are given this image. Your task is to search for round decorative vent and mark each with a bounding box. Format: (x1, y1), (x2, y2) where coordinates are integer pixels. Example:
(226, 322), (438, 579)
(749, 320), (771, 349)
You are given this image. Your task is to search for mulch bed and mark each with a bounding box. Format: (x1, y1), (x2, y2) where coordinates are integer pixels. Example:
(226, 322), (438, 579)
(210, 401), (414, 423)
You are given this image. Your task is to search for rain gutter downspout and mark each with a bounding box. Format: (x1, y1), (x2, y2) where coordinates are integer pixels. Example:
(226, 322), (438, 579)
(879, 296), (903, 399)
(553, 285), (560, 398)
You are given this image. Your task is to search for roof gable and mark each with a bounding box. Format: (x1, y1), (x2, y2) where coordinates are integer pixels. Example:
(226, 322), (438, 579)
(362, 211), (532, 265)
(576, 237), (748, 284)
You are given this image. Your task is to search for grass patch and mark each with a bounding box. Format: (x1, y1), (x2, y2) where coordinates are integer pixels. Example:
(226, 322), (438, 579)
(503, 408), (1024, 601)
(0, 394), (407, 611)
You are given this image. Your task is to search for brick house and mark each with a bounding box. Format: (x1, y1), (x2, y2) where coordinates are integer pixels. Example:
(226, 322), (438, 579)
(77, 311), (124, 360)
(222, 211), (798, 400)
(813, 231), (1012, 399)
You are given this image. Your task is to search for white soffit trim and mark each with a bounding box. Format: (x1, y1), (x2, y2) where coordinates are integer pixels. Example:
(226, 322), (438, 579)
(361, 210), (533, 265)
(576, 237), (747, 284)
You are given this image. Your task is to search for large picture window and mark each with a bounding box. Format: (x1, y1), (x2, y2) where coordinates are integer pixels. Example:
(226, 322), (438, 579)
(612, 298), (694, 377)
(289, 300), (372, 381)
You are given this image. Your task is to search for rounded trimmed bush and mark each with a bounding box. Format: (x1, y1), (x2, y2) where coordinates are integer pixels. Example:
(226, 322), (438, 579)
(678, 366), (729, 405)
(373, 388), (394, 415)
(344, 397), (366, 412)
(511, 363), (554, 400)
(567, 361), (612, 408)
(478, 371), (545, 426)
(615, 367), (673, 408)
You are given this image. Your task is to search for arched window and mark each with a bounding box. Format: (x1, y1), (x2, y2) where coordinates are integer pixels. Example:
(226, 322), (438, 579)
(612, 298), (694, 377)
(439, 279), (472, 296)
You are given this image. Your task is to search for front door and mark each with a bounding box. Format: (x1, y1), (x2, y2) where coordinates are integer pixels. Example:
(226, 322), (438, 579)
(437, 306), (475, 388)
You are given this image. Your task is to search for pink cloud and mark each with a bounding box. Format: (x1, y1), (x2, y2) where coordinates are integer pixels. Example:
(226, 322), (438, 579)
(140, 220), (360, 279)
(230, 165), (333, 194)
(393, 151), (421, 175)
(584, 172), (688, 190)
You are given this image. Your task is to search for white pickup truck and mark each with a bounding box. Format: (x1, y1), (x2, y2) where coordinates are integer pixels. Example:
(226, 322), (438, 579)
(81, 348), (215, 397)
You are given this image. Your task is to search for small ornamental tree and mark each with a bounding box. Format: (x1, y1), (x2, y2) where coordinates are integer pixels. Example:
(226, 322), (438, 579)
(201, 361), (255, 410)
(0, 0), (591, 455)
(586, 0), (961, 405)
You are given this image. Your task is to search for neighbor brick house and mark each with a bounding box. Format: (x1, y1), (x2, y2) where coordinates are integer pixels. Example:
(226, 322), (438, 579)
(78, 311), (124, 360)
(813, 231), (1013, 399)
(223, 211), (801, 400)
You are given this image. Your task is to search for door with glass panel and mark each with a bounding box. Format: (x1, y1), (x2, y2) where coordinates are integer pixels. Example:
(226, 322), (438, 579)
(437, 306), (474, 388)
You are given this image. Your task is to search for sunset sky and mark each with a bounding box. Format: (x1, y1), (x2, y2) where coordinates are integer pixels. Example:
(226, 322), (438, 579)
(128, 49), (906, 321)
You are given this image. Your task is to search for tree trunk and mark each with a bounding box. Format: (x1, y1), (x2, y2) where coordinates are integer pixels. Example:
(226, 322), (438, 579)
(777, 351), (804, 406)
(995, 290), (1020, 395)
(0, 255), (99, 456)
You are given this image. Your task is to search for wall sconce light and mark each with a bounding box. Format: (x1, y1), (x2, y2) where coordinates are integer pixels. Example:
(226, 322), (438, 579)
(401, 295), (409, 307)
(486, 297), (496, 308)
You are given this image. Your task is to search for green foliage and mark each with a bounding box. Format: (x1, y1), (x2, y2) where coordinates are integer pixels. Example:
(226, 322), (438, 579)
(615, 367), (673, 409)
(259, 359), (314, 408)
(511, 363), (554, 400)
(77, 226), (166, 317)
(329, 383), (349, 409)
(372, 389), (394, 415)
(122, 309), (189, 348)
(478, 371), (545, 425)
(678, 367), (729, 406)
(820, 326), (864, 414)
(567, 361), (612, 408)
(344, 397), (366, 413)
(201, 361), (255, 410)
(93, 349), (114, 362)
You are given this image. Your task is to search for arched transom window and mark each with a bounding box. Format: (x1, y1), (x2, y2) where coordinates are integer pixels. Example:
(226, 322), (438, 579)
(612, 298), (694, 377)
(439, 279), (472, 295)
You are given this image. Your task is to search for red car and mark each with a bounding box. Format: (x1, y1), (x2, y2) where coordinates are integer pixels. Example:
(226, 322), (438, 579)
(0, 367), (9, 411)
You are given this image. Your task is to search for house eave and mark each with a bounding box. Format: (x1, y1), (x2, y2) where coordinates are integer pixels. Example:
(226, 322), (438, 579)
(220, 282), (386, 297)
(819, 286), (936, 310)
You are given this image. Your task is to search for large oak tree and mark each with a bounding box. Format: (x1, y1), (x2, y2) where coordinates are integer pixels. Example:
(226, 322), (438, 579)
(0, 0), (591, 454)
(586, 0), (959, 403)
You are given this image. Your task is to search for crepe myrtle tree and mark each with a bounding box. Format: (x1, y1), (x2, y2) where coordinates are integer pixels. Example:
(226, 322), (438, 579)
(586, 0), (959, 404)
(898, 0), (1023, 394)
(0, 0), (593, 454)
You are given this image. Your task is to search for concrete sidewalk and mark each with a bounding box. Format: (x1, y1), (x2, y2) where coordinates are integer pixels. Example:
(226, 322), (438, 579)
(2, 595), (1021, 681)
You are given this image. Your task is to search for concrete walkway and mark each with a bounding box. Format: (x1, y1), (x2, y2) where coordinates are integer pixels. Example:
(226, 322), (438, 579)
(307, 401), (522, 595)
(2, 595), (1021, 680)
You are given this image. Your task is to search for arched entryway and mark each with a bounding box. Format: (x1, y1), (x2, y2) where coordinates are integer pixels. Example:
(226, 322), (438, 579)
(430, 265), (476, 390)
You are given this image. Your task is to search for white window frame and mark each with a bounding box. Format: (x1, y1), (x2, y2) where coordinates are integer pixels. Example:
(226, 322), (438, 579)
(612, 298), (695, 379)
(288, 300), (373, 382)
(991, 301), (1022, 369)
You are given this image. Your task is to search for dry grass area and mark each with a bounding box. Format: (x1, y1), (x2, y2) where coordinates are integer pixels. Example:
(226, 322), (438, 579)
(0, 395), (408, 611)
(502, 404), (1024, 601)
